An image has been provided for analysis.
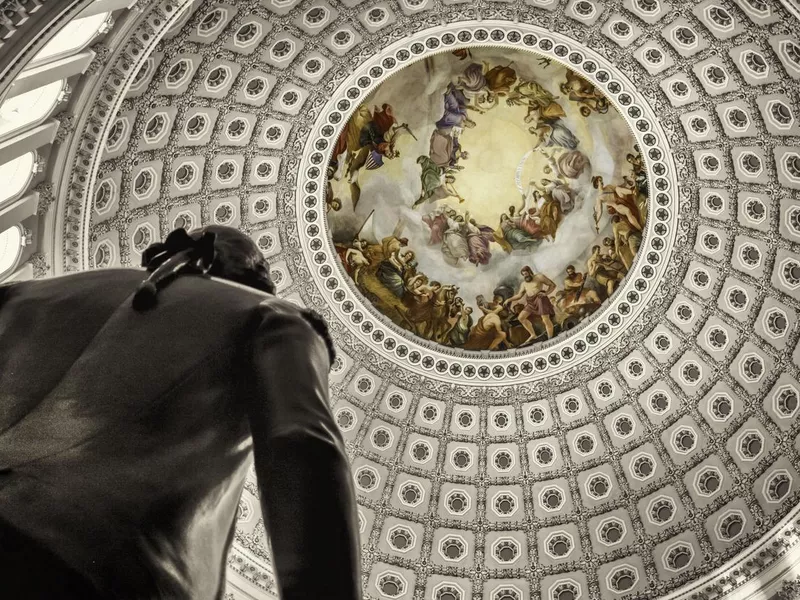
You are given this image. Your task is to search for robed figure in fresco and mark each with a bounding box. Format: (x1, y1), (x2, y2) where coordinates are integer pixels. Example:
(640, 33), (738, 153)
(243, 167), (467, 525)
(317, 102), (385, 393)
(332, 103), (416, 208)
(0, 227), (362, 600)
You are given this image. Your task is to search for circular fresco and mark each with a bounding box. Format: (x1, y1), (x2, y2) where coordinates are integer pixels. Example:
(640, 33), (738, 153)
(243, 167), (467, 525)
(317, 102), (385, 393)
(327, 47), (648, 352)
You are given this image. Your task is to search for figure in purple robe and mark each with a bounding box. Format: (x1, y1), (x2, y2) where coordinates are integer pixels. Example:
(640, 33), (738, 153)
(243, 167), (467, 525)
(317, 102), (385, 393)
(458, 63), (486, 94)
(435, 83), (472, 130)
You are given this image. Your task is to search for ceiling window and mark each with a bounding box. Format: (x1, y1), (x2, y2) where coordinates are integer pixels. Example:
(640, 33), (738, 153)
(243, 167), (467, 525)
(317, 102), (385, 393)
(0, 225), (23, 280)
(0, 152), (35, 206)
(0, 79), (65, 140)
(29, 12), (111, 66)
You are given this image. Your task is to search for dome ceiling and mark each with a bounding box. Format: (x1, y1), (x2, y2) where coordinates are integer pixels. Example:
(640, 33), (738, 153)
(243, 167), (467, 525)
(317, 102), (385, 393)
(327, 46), (646, 353)
(48, 0), (800, 598)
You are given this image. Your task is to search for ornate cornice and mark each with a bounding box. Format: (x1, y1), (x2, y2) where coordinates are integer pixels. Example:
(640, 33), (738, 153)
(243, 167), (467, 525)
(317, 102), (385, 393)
(47, 0), (192, 275)
(778, 1), (800, 21)
(26, 251), (50, 279)
(0, 0), (94, 101)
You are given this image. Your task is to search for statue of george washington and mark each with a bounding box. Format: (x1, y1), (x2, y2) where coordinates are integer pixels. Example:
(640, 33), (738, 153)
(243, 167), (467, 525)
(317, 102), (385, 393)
(0, 226), (362, 600)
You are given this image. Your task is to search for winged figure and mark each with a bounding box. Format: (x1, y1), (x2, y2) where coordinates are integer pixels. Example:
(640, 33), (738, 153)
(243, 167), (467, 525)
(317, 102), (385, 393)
(331, 103), (416, 208)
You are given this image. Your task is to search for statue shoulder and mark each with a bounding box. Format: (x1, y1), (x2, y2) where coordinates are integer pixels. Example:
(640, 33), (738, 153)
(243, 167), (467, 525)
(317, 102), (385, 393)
(255, 298), (336, 366)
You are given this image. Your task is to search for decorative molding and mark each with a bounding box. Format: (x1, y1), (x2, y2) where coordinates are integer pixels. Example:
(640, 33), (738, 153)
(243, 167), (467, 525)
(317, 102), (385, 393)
(53, 114), (76, 145)
(85, 43), (112, 75)
(27, 251), (50, 279)
(34, 182), (54, 215)
(0, 1), (94, 101)
(777, 576), (800, 600)
(779, 1), (800, 21)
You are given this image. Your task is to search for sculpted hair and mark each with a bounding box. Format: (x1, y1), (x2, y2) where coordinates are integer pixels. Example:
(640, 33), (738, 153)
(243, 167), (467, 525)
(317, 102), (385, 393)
(132, 226), (336, 365)
(133, 226), (275, 312)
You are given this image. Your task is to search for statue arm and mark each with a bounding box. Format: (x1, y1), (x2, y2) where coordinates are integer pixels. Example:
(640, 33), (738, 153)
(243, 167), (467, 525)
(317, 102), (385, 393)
(248, 304), (362, 600)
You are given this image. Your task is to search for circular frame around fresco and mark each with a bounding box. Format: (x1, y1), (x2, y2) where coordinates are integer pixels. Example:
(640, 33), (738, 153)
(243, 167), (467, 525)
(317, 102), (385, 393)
(297, 21), (678, 385)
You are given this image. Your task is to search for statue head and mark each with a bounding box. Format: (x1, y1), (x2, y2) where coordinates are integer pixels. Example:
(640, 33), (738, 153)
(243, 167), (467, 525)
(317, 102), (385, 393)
(135, 226), (276, 311)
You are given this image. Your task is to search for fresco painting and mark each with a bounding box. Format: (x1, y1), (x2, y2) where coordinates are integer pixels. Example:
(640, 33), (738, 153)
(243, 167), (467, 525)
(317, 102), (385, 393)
(327, 47), (648, 351)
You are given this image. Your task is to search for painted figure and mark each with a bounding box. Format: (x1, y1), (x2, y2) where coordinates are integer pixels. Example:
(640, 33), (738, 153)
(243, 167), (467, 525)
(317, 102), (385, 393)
(529, 117), (580, 151)
(345, 239), (370, 286)
(506, 79), (565, 123)
(466, 218), (495, 266)
(429, 128), (469, 171)
(332, 104), (414, 207)
(535, 177), (576, 214)
(587, 244), (624, 297)
(505, 81), (579, 149)
(415, 155), (463, 208)
(458, 61), (518, 107)
(436, 83), (476, 131)
(505, 266), (557, 342)
(592, 175), (643, 233)
(444, 305), (474, 346)
(326, 164), (342, 213)
(498, 213), (542, 251)
(465, 296), (508, 350)
(560, 69), (609, 116)
(376, 248), (414, 298)
(541, 148), (590, 181)
(404, 277), (437, 334)
(612, 214), (642, 271)
(556, 264), (601, 309)
(441, 214), (470, 265)
(430, 284), (458, 342)
(627, 152), (648, 196)
(422, 205), (456, 245)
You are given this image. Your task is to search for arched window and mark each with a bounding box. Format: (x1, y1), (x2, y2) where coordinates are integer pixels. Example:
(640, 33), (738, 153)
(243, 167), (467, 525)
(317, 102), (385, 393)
(0, 225), (23, 281)
(29, 12), (111, 66)
(0, 80), (66, 140)
(0, 152), (35, 206)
